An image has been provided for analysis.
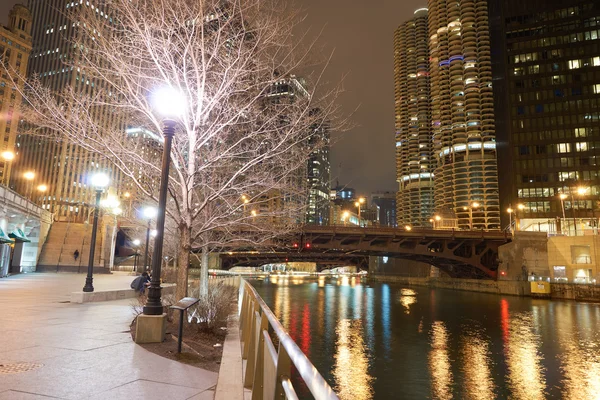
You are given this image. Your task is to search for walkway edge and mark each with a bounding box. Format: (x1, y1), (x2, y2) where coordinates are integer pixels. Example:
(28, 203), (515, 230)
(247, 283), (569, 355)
(215, 313), (247, 400)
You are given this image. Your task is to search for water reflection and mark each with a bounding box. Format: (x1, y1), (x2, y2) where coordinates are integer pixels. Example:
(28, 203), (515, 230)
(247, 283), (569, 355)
(399, 288), (417, 314)
(251, 277), (600, 400)
(428, 321), (453, 399)
(504, 313), (546, 399)
(461, 328), (495, 400)
(556, 305), (600, 399)
(334, 319), (374, 400)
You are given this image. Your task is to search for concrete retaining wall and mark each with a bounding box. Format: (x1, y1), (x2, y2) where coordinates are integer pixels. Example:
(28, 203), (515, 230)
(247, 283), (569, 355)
(369, 275), (531, 296)
(71, 284), (175, 303)
(551, 283), (600, 302)
(370, 275), (600, 302)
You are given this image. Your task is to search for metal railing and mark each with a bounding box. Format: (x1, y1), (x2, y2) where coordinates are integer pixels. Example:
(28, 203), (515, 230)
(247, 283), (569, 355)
(239, 279), (338, 400)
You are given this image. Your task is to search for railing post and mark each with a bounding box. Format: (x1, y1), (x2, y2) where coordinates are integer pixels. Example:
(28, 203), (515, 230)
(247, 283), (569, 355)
(274, 342), (292, 399)
(244, 310), (260, 388)
(251, 312), (268, 400)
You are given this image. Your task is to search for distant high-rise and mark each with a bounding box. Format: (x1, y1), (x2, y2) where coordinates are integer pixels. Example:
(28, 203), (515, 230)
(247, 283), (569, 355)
(394, 8), (434, 227)
(371, 191), (397, 227)
(490, 0), (600, 234)
(15, 0), (122, 221)
(306, 112), (330, 226)
(1, 5), (32, 185)
(428, 0), (500, 230)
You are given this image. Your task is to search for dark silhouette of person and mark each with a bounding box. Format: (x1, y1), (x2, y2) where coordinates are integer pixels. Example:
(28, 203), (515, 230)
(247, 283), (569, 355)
(73, 249), (80, 261)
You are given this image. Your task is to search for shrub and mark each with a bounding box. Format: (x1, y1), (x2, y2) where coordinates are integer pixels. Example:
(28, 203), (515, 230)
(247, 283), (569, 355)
(188, 281), (238, 332)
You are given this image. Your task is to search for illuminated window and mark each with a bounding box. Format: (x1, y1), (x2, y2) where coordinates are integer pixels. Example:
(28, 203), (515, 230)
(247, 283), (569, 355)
(593, 56), (600, 67)
(576, 142), (588, 152)
(556, 143), (571, 153)
(569, 59), (581, 69)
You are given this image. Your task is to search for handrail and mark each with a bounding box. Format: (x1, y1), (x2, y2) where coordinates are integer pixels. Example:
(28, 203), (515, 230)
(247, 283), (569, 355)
(239, 279), (338, 400)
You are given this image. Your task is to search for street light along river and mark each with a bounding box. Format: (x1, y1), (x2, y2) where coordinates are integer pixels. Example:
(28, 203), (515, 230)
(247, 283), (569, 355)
(249, 275), (600, 400)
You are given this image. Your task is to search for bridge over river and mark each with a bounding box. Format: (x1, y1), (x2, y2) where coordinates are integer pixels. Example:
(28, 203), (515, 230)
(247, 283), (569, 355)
(219, 226), (512, 279)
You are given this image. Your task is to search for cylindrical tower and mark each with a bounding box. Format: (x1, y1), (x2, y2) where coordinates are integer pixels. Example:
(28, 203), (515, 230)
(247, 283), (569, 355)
(428, 0), (500, 230)
(395, 8), (434, 228)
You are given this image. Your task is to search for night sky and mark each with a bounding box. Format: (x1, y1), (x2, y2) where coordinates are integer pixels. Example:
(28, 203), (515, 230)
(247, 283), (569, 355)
(1, 0), (425, 196)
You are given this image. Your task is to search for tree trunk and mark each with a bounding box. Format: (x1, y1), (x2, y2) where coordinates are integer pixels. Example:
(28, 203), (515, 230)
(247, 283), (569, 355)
(200, 245), (209, 297)
(176, 224), (191, 301)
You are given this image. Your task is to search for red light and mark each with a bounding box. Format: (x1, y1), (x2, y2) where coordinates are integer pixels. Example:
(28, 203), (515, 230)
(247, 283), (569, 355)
(305, 243), (311, 248)
(500, 271), (506, 276)
(293, 243), (298, 248)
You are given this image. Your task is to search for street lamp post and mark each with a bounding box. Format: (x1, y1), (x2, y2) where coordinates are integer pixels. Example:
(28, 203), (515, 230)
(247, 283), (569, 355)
(559, 193), (568, 235)
(23, 171), (35, 199)
(507, 206), (514, 236)
(83, 172), (109, 292)
(516, 203), (525, 231)
(132, 239), (141, 273)
(142, 206), (157, 274)
(464, 202), (479, 230)
(355, 197), (365, 227)
(1, 151), (15, 186)
(144, 86), (185, 316)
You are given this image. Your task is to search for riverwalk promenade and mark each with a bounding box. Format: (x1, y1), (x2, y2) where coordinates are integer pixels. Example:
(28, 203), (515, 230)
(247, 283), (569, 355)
(0, 273), (218, 400)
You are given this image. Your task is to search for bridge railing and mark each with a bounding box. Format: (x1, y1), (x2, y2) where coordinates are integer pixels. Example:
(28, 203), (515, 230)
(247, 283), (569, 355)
(239, 279), (338, 400)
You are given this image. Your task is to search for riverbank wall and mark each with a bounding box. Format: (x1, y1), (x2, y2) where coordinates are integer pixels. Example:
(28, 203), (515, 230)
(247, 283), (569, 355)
(369, 275), (600, 302)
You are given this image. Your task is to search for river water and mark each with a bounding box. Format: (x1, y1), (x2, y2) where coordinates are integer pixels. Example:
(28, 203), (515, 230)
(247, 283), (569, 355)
(249, 275), (600, 400)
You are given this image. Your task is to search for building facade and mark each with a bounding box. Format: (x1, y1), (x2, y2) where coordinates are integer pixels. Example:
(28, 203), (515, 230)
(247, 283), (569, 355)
(1, 5), (32, 186)
(306, 115), (331, 226)
(371, 191), (397, 227)
(490, 0), (600, 235)
(15, 0), (122, 221)
(394, 8), (434, 227)
(428, 0), (500, 230)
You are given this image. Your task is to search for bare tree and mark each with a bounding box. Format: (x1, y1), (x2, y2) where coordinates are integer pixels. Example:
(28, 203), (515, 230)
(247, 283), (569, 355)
(15, 0), (344, 299)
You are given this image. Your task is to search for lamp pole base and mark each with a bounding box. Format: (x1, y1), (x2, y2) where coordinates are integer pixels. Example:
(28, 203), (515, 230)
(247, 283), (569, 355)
(82, 276), (94, 292)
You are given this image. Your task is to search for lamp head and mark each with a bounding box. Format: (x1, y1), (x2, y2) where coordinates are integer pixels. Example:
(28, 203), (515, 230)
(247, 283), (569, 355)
(133, 239), (141, 246)
(405, 225), (412, 231)
(559, 194), (568, 200)
(152, 86), (186, 119)
(151, 229), (158, 237)
(37, 184), (48, 192)
(91, 173), (109, 189)
(472, 202), (480, 208)
(143, 206), (157, 219)
(1, 151), (15, 161)
(577, 187), (588, 196)
(354, 201), (360, 207)
(435, 215), (442, 221)
(517, 204), (525, 210)
(507, 208), (513, 213)
(24, 171), (35, 180)
(358, 197), (365, 204)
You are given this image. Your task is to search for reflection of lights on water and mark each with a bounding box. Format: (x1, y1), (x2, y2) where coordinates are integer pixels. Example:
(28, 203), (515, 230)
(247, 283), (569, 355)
(556, 305), (600, 399)
(461, 329), (495, 399)
(399, 288), (417, 314)
(399, 295), (416, 314)
(340, 276), (349, 286)
(334, 319), (374, 400)
(504, 313), (546, 399)
(318, 275), (326, 287)
(428, 321), (453, 399)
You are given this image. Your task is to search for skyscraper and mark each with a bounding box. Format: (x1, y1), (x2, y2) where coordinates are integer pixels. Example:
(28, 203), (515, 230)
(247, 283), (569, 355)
(428, 0), (500, 230)
(394, 8), (434, 227)
(15, 0), (121, 221)
(490, 0), (600, 234)
(306, 112), (331, 225)
(0, 5), (32, 185)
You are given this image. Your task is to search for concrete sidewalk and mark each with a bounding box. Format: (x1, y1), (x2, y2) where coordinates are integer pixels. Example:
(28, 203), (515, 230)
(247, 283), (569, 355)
(0, 273), (217, 400)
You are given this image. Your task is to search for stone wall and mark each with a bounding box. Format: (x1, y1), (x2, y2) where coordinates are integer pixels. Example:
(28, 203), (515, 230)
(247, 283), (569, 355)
(497, 231), (549, 280)
(551, 283), (600, 302)
(368, 275), (531, 296)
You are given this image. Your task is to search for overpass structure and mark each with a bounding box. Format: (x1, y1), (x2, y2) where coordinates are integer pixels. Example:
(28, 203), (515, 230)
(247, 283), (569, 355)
(219, 225), (511, 279)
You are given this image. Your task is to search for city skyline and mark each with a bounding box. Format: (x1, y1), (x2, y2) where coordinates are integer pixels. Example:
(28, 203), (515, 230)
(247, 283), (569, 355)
(0, 0), (426, 196)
